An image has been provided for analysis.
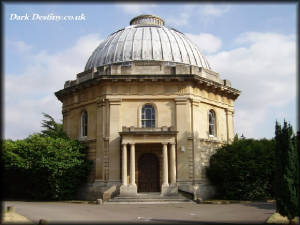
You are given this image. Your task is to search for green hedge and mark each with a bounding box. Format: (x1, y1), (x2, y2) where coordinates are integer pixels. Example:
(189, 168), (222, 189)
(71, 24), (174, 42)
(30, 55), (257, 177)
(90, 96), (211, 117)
(3, 134), (92, 200)
(206, 138), (275, 200)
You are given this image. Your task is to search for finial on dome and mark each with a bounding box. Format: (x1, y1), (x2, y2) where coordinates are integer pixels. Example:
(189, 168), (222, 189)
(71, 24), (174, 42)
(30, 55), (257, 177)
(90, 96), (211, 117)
(130, 14), (165, 26)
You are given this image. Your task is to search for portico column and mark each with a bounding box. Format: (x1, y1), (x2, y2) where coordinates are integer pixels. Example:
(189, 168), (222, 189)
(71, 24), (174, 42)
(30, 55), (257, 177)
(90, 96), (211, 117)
(122, 144), (127, 186)
(170, 143), (176, 185)
(130, 143), (136, 186)
(162, 143), (169, 186)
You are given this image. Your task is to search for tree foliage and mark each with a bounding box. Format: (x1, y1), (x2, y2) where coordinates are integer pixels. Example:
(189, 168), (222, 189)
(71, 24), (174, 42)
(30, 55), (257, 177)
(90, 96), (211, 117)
(3, 114), (92, 200)
(206, 137), (275, 200)
(274, 121), (299, 220)
(41, 113), (68, 139)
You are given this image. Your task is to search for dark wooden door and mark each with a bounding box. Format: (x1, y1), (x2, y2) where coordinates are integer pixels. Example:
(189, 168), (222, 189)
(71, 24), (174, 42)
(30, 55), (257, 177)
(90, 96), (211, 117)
(138, 153), (160, 192)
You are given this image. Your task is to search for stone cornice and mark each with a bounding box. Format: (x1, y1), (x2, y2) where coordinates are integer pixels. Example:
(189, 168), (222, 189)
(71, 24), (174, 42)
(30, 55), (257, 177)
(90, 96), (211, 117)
(55, 74), (240, 102)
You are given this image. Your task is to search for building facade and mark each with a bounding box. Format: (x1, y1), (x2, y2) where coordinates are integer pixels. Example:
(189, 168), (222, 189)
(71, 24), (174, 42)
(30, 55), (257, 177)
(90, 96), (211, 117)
(55, 14), (240, 200)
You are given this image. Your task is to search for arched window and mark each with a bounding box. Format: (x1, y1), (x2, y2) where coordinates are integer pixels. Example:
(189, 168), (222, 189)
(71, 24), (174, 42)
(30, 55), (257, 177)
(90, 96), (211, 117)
(141, 104), (155, 128)
(209, 110), (216, 136)
(81, 111), (88, 137)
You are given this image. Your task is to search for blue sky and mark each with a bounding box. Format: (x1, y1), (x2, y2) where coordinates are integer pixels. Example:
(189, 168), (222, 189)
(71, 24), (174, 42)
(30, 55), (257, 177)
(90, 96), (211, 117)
(4, 2), (298, 140)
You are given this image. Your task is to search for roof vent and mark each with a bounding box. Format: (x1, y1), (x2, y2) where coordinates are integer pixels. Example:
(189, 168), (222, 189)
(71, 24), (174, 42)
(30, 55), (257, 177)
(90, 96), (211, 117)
(130, 14), (165, 26)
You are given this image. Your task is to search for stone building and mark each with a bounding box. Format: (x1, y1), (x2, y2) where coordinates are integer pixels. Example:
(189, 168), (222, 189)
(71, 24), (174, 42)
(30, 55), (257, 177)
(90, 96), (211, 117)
(55, 14), (240, 200)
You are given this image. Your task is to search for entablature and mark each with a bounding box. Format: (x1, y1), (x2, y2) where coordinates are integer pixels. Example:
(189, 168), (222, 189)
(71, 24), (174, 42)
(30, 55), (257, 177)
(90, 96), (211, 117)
(55, 74), (240, 103)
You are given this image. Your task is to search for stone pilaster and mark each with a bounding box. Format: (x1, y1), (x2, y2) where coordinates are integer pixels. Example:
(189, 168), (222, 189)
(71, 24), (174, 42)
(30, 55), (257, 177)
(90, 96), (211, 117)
(225, 109), (234, 143)
(108, 98), (122, 182)
(175, 97), (191, 183)
(95, 98), (104, 180)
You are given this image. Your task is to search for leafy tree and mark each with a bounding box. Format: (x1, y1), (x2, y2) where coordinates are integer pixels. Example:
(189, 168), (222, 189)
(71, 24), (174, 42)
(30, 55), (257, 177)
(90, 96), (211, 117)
(206, 138), (275, 200)
(41, 113), (67, 139)
(3, 114), (92, 200)
(274, 121), (299, 221)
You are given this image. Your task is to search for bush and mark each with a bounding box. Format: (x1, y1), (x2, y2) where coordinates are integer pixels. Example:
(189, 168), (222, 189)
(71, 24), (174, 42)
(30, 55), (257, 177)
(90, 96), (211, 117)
(2, 114), (92, 200)
(206, 137), (275, 200)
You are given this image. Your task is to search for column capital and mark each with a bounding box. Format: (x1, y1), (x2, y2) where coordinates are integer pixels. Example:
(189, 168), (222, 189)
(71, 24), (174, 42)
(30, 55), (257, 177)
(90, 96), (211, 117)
(161, 142), (169, 146)
(96, 98), (105, 108)
(108, 98), (122, 105)
(62, 108), (70, 116)
(225, 108), (234, 115)
(175, 97), (188, 105)
(191, 99), (200, 106)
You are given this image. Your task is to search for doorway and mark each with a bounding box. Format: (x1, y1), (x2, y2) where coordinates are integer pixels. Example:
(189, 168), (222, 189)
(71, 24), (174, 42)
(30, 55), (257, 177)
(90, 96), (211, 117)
(138, 153), (160, 192)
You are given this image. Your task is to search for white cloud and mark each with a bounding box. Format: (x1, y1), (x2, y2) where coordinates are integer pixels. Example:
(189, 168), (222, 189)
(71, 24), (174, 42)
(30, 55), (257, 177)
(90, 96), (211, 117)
(200, 4), (231, 17)
(7, 40), (32, 53)
(167, 12), (190, 27)
(165, 4), (232, 28)
(185, 33), (222, 54)
(5, 34), (102, 140)
(116, 3), (157, 15)
(207, 32), (296, 138)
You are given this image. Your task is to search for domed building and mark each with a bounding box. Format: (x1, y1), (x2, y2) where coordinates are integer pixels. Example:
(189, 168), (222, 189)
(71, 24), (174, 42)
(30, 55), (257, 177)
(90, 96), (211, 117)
(55, 14), (240, 201)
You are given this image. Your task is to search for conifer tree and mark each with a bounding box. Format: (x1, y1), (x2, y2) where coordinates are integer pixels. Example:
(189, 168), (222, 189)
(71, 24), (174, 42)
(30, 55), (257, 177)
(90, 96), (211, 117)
(274, 121), (299, 222)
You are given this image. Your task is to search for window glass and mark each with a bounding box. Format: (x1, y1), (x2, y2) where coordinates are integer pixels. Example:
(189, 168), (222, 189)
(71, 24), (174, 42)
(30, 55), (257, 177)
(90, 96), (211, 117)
(141, 104), (155, 128)
(209, 110), (216, 136)
(82, 111), (88, 137)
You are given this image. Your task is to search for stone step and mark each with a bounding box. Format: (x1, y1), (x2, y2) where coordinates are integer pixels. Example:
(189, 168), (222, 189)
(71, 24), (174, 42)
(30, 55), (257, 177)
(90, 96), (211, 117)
(106, 192), (193, 204)
(109, 198), (191, 202)
(113, 196), (188, 199)
(105, 201), (193, 204)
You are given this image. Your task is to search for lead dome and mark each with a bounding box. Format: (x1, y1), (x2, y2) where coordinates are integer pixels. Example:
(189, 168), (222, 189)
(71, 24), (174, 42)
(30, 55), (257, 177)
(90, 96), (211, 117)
(85, 14), (211, 71)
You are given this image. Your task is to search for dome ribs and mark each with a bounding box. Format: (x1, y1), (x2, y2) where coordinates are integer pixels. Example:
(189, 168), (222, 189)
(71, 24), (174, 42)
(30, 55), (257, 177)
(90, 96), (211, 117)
(184, 36), (201, 68)
(131, 27), (139, 60)
(161, 26), (175, 62)
(169, 29), (184, 64)
(156, 27), (164, 61)
(104, 30), (122, 65)
(177, 32), (194, 66)
(112, 29), (126, 63)
(116, 28), (130, 62)
(98, 34), (115, 67)
(149, 27), (154, 60)
(108, 30), (123, 64)
(124, 28), (135, 61)
(84, 15), (212, 71)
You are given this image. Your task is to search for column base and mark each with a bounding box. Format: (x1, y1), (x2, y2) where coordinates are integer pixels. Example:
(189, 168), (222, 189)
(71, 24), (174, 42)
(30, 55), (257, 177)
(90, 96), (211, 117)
(120, 184), (137, 196)
(161, 183), (178, 196)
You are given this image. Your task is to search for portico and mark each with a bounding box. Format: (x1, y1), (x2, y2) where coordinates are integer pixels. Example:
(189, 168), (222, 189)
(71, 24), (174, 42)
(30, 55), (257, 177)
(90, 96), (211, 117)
(119, 126), (178, 196)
